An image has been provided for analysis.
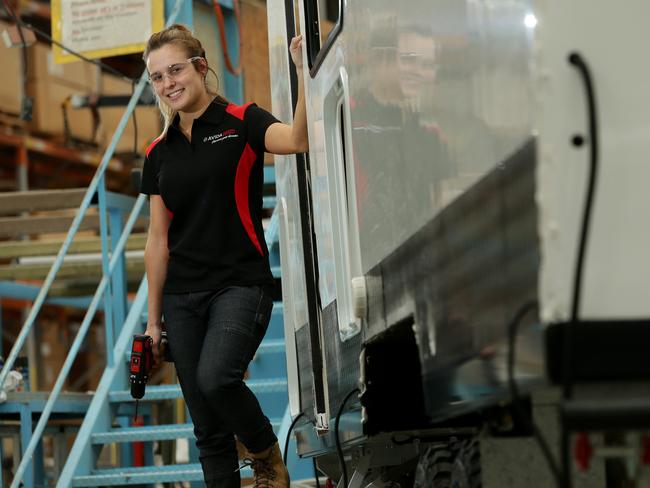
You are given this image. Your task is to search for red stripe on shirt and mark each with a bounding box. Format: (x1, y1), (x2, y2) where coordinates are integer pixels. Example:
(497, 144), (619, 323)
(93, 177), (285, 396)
(234, 143), (263, 256)
(145, 135), (164, 157)
(226, 102), (253, 121)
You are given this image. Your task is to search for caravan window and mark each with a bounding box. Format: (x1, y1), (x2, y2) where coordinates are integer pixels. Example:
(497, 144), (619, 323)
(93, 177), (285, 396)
(304, 0), (342, 75)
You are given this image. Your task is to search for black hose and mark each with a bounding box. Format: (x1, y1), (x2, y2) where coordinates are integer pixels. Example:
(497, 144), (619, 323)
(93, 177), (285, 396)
(283, 411), (305, 465)
(313, 458), (321, 488)
(561, 52), (600, 488)
(335, 388), (359, 487)
(564, 51), (600, 402)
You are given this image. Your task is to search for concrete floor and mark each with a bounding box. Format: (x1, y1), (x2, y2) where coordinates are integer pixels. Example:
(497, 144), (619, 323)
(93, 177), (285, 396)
(482, 390), (605, 488)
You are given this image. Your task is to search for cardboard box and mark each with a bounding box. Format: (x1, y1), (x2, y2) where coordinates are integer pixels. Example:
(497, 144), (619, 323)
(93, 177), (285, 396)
(38, 319), (69, 390)
(0, 20), (26, 116)
(99, 73), (162, 154)
(24, 42), (161, 151)
(26, 42), (99, 140)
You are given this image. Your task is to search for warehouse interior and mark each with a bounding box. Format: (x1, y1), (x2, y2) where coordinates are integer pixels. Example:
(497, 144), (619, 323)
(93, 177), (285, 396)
(0, 0), (318, 486)
(1, 1), (649, 487)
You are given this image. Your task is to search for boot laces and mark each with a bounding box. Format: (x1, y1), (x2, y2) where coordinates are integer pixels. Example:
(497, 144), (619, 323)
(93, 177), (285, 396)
(236, 457), (277, 488)
(235, 458), (253, 472)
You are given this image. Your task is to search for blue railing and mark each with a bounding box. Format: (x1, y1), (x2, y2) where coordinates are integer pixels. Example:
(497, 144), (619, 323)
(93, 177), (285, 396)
(1, 1), (186, 485)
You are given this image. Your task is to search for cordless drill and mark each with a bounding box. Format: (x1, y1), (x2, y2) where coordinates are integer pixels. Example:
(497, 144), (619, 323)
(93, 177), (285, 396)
(129, 332), (171, 408)
(129, 334), (153, 400)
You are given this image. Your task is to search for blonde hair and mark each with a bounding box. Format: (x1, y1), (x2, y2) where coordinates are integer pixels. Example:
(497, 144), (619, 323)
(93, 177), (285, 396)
(143, 24), (228, 133)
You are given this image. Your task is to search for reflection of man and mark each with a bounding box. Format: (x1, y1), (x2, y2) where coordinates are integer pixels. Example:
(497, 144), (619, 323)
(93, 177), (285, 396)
(351, 20), (453, 253)
(397, 29), (437, 105)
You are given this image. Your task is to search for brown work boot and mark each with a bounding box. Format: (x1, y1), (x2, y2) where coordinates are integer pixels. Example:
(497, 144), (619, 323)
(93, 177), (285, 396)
(249, 442), (290, 488)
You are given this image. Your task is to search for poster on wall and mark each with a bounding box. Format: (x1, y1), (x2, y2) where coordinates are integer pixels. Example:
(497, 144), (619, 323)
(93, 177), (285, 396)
(51, 0), (164, 64)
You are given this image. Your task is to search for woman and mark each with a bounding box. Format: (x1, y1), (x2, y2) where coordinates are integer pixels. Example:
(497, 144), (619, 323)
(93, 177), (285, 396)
(140, 24), (307, 488)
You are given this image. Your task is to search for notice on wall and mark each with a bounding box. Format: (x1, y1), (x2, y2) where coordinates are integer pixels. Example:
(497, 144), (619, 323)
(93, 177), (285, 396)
(52, 0), (164, 64)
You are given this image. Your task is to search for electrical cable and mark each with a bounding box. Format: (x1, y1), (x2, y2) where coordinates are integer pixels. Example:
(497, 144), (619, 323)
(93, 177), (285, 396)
(283, 411), (305, 465)
(335, 388), (359, 488)
(563, 51), (600, 401)
(0, 6), (135, 83)
(313, 457), (321, 488)
(211, 0), (242, 76)
(61, 95), (72, 145)
(506, 301), (562, 486)
(131, 81), (139, 157)
(559, 51), (601, 488)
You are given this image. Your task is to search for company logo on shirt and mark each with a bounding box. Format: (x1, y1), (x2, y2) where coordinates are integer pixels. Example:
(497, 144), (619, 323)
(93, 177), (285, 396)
(204, 129), (239, 144)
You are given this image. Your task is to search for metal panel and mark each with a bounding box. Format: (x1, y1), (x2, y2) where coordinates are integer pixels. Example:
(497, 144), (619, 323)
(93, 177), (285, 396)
(534, 0), (650, 321)
(298, 0), (537, 308)
(267, 0), (305, 416)
(267, 0), (309, 334)
(377, 139), (543, 421)
(281, 0), (544, 455)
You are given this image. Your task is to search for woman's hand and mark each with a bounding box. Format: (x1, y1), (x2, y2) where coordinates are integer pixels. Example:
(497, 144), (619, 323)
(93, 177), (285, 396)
(289, 35), (304, 70)
(144, 322), (162, 368)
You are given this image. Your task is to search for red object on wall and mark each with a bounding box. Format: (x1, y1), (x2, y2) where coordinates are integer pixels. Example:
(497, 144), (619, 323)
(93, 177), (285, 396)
(642, 436), (650, 465)
(574, 432), (593, 471)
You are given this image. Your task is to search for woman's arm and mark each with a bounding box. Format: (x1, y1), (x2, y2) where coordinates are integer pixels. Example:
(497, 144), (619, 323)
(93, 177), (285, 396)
(264, 35), (309, 155)
(144, 195), (171, 364)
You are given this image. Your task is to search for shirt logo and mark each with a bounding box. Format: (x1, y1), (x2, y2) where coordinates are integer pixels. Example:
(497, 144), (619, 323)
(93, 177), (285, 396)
(203, 129), (239, 144)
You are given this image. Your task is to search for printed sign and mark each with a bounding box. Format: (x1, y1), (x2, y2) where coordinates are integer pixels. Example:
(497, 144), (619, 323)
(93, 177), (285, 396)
(51, 0), (164, 64)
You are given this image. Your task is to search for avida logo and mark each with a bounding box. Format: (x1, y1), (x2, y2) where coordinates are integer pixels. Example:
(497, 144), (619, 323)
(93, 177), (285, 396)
(203, 129), (238, 144)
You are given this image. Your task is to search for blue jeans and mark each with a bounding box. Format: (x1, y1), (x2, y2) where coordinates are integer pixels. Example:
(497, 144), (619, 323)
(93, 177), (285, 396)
(162, 285), (277, 487)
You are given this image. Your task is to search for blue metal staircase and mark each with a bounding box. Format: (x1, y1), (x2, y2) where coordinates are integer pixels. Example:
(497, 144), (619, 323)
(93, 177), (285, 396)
(53, 188), (306, 486)
(0, 2), (314, 484)
(0, 5), (313, 487)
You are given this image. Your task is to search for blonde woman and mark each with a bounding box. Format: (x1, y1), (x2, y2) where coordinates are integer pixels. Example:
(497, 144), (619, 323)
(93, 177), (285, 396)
(140, 24), (307, 488)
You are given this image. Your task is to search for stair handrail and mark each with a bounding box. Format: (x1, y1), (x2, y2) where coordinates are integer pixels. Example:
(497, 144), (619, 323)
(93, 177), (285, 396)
(56, 274), (149, 486)
(3, 2), (186, 485)
(9, 194), (147, 487)
(0, 0), (183, 398)
(0, 85), (147, 390)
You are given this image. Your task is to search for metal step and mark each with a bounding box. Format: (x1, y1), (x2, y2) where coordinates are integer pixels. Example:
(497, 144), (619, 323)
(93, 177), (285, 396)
(109, 379), (288, 403)
(92, 423), (195, 444)
(262, 196), (277, 209)
(72, 463), (252, 486)
(256, 338), (285, 355)
(124, 338), (285, 363)
(91, 418), (283, 445)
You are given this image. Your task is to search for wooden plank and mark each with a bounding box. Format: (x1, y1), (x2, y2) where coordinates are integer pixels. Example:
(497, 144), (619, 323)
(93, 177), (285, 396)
(0, 215), (148, 238)
(48, 277), (143, 297)
(0, 259), (145, 280)
(0, 188), (87, 215)
(0, 233), (148, 259)
(0, 214), (100, 237)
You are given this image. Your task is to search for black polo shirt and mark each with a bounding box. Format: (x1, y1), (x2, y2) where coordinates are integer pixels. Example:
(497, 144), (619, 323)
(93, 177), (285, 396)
(140, 100), (280, 294)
